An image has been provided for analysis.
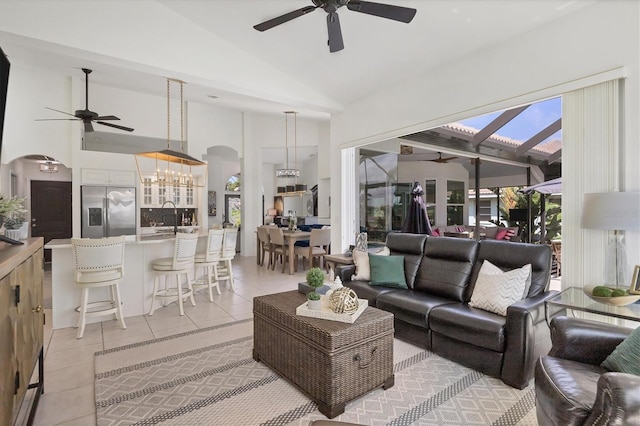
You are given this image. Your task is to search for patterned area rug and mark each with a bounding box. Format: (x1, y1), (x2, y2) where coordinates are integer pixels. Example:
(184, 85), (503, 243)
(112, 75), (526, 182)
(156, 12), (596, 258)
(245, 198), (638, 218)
(95, 319), (538, 425)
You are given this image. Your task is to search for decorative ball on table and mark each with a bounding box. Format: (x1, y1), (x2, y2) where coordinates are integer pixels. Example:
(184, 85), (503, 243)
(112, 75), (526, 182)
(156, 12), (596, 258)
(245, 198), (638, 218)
(329, 287), (359, 314)
(306, 267), (326, 310)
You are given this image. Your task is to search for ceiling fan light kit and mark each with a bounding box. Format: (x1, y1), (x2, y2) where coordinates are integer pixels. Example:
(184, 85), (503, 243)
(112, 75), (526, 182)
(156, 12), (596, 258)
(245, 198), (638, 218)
(254, 0), (417, 52)
(36, 68), (134, 133)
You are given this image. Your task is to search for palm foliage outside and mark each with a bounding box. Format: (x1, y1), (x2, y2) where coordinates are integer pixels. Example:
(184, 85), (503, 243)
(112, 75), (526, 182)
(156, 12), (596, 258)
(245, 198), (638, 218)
(495, 187), (561, 243)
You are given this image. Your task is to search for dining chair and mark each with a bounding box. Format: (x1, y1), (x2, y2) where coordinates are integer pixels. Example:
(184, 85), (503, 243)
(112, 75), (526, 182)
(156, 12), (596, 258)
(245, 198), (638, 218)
(149, 232), (199, 316)
(192, 229), (224, 301)
(294, 228), (331, 271)
(267, 226), (288, 273)
(71, 236), (126, 339)
(217, 227), (238, 290)
(257, 226), (273, 267)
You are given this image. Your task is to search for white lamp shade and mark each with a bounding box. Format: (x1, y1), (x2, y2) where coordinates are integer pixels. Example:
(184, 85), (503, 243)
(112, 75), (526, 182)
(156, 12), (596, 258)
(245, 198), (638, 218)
(581, 192), (640, 231)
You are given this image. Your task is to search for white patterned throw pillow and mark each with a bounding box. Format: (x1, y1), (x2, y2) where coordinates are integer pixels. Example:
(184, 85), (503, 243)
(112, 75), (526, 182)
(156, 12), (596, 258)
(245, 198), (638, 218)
(469, 260), (531, 316)
(351, 247), (390, 281)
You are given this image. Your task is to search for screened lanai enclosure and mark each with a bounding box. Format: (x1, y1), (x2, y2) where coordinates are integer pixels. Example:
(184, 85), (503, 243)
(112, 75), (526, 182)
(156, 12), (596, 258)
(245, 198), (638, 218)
(358, 97), (563, 245)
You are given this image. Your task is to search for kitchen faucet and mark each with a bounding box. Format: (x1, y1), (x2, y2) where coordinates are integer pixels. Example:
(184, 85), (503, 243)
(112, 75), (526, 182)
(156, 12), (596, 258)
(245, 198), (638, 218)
(161, 200), (178, 235)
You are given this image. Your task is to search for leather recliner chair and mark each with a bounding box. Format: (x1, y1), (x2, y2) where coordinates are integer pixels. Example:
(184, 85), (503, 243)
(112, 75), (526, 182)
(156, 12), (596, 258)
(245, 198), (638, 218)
(535, 316), (640, 425)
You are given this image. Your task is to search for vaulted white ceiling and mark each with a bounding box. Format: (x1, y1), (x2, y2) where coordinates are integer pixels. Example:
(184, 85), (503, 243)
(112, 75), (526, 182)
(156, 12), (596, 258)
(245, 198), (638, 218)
(0, 0), (594, 120)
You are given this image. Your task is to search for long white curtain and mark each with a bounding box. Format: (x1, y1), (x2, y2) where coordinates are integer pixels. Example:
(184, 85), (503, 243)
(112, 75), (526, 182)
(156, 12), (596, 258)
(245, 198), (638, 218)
(562, 79), (620, 289)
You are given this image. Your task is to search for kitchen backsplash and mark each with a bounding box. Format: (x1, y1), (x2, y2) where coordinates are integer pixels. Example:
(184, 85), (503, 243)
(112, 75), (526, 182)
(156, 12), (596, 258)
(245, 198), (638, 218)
(141, 208), (197, 227)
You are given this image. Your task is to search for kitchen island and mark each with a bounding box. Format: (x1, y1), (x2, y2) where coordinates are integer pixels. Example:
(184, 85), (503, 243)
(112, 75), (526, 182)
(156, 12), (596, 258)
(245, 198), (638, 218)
(45, 231), (208, 330)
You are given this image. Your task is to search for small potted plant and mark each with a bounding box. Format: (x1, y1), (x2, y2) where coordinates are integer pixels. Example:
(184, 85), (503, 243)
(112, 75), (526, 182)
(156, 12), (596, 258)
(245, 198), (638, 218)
(306, 267), (325, 310)
(0, 195), (26, 233)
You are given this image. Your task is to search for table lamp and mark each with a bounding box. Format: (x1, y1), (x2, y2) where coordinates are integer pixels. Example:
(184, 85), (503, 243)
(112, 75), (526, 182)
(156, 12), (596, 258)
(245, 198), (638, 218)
(581, 192), (640, 287)
(267, 209), (277, 224)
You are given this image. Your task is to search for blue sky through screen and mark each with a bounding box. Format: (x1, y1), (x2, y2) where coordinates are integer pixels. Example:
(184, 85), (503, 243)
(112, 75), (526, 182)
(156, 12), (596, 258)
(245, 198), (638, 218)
(459, 97), (561, 144)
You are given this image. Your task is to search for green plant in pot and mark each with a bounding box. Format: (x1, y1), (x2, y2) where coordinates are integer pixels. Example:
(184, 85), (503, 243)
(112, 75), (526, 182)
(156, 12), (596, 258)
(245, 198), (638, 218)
(0, 195), (26, 229)
(306, 267), (325, 310)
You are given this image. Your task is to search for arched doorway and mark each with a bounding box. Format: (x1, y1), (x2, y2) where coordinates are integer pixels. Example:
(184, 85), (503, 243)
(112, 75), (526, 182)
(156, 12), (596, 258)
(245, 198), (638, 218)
(2, 155), (72, 262)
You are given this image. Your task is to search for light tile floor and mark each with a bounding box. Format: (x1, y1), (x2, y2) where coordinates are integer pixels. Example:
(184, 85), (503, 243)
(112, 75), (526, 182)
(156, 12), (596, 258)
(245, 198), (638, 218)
(18, 255), (309, 426)
(19, 256), (562, 425)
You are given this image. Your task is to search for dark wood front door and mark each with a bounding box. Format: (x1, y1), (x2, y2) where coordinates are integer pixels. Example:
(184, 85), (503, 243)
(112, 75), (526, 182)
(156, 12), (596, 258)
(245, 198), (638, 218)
(31, 180), (72, 262)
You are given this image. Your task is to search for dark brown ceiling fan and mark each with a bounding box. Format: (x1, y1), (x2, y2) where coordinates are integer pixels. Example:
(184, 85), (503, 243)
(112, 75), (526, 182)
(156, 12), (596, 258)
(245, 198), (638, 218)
(253, 0), (417, 53)
(36, 68), (134, 133)
(429, 152), (459, 163)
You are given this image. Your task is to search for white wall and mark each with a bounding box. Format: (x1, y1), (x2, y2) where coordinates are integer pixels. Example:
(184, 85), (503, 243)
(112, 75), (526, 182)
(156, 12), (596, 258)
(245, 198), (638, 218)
(330, 1), (640, 275)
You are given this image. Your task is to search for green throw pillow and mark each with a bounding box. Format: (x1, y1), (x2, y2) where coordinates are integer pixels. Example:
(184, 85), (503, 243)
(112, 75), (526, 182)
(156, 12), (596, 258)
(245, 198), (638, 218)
(368, 254), (407, 288)
(601, 326), (640, 376)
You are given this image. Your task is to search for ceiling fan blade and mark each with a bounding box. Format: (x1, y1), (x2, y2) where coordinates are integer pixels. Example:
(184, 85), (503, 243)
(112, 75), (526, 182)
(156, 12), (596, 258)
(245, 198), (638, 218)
(254, 6), (318, 31)
(327, 11), (344, 53)
(35, 118), (79, 121)
(44, 106), (77, 118)
(97, 121), (134, 132)
(347, 0), (417, 23)
(95, 115), (120, 121)
(84, 121), (94, 133)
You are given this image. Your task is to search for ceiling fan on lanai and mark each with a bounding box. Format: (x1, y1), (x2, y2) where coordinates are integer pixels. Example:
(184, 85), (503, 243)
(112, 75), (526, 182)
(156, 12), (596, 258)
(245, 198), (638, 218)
(429, 152), (459, 163)
(253, 0), (417, 52)
(36, 68), (134, 133)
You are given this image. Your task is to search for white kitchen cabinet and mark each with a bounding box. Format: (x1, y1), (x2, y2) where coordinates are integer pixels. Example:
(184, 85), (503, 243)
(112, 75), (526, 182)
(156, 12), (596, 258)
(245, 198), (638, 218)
(81, 168), (136, 186)
(140, 175), (198, 208)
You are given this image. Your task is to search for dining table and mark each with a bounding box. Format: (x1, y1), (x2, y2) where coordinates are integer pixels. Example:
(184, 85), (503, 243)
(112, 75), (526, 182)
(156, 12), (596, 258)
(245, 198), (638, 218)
(281, 230), (311, 274)
(255, 228), (311, 274)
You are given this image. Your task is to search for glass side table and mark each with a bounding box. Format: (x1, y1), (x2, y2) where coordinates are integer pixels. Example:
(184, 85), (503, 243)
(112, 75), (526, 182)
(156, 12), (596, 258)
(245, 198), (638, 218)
(545, 286), (640, 326)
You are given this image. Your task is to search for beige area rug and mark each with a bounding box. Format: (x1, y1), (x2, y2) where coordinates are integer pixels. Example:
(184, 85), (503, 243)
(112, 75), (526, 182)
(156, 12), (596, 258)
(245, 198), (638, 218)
(95, 319), (538, 425)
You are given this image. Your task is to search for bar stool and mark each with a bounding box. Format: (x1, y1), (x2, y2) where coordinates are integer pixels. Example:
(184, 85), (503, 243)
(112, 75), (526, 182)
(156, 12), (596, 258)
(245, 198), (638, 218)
(217, 227), (238, 291)
(192, 229), (224, 301)
(71, 236), (126, 339)
(149, 232), (199, 316)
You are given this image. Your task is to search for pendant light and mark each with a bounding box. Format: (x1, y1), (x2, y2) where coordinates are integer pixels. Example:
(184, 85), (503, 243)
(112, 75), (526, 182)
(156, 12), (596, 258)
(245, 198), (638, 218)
(275, 111), (307, 196)
(275, 111), (300, 179)
(135, 78), (207, 187)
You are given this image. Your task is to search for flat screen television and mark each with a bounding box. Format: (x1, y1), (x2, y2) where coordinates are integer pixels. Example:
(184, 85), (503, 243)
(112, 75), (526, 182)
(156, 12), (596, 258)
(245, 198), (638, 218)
(509, 208), (528, 222)
(0, 45), (9, 161)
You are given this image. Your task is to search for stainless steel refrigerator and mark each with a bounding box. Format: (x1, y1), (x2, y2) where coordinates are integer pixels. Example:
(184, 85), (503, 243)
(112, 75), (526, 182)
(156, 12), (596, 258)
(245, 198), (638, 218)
(81, 186), (136, 238)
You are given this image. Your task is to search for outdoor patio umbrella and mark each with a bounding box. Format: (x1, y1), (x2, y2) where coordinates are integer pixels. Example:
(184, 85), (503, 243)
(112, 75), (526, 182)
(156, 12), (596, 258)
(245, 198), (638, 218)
(518, 177), (562, 195)
(401, 183), (433, 235)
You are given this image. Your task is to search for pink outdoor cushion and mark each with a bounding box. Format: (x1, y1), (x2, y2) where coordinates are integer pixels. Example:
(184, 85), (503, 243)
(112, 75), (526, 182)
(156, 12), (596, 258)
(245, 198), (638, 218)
(432, 228), (440, 237)
(496, 229), (508, 240)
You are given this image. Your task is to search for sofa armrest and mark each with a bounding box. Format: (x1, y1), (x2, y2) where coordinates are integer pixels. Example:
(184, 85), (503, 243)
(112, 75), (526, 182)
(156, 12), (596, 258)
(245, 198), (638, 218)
(584, 372), (640, 425)
(548, 316), (632, 365)
(501, 291), (559, 389)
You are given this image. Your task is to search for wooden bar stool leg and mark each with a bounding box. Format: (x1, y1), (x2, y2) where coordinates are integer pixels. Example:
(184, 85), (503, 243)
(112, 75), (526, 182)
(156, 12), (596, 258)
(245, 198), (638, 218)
(113, 284), (126, 330)
(176, 275), (185, 316)
(77, 288), (89, 339)
(187, 272), (196, 306)
(213, 265), (222, 295)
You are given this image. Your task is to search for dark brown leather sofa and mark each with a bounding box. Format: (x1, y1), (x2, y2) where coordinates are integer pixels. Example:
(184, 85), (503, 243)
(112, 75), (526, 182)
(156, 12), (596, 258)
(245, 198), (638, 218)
(313, 232), (555, 389)
(535, 316), (640, 426)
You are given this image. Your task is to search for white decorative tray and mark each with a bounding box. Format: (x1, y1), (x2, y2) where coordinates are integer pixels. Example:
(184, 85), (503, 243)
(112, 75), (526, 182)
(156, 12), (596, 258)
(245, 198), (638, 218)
(296, 297), (368, 323)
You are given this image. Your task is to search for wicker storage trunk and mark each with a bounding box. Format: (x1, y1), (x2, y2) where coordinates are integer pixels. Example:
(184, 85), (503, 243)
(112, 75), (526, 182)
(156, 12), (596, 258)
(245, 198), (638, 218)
(253, 291), (394, 418)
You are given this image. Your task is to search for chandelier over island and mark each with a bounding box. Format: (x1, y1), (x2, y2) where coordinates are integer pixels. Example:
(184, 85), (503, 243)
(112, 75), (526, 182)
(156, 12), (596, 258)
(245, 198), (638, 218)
(134, 78), (207, 188)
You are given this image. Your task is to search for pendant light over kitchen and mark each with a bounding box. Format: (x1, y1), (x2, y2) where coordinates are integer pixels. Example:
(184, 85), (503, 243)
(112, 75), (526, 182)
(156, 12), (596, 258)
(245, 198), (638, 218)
(134, 78), (207, 187)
